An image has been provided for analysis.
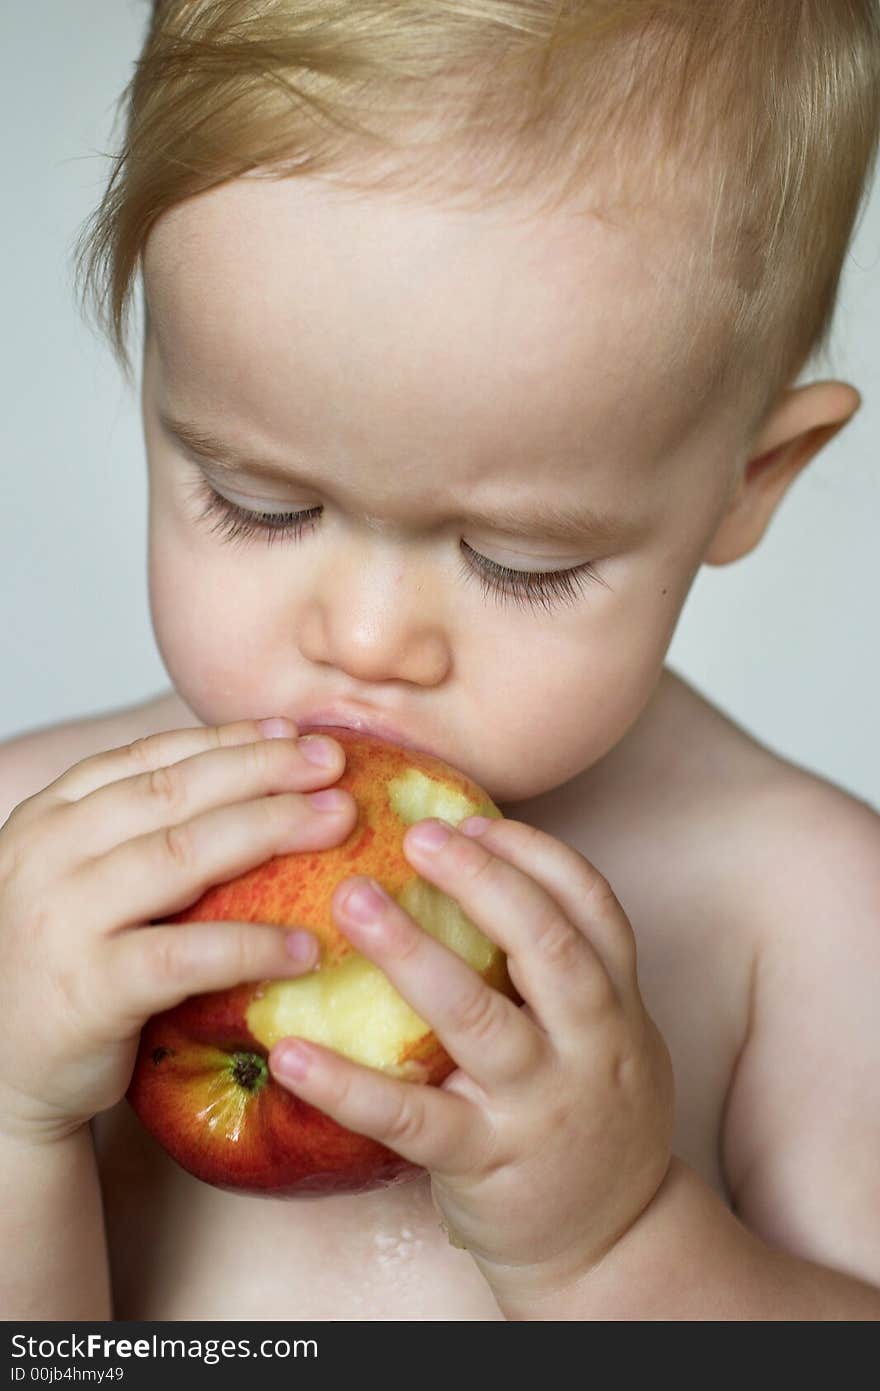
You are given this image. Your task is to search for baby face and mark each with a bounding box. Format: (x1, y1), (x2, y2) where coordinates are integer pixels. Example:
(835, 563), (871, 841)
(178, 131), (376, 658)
(141, 172), (748, 805)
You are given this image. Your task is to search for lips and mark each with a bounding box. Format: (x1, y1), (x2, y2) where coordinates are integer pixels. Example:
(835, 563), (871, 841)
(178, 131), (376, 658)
(295, 708), (441, 761)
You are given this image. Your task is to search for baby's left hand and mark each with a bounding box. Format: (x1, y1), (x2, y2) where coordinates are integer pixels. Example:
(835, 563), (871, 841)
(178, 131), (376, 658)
(269, 815), (675, 1305)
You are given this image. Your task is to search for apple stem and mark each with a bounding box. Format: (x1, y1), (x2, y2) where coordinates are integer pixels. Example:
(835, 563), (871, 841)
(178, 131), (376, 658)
(230, 1051), (269, 1093)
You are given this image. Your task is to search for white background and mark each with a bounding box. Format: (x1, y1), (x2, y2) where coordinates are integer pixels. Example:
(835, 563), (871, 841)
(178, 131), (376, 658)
(2, 0), (878, 811)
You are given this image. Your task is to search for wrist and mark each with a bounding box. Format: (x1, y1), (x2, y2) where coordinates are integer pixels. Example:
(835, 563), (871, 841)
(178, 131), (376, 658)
(491, 1157), (760, 1321)
(491, 1156), (880, 1322)
(486, 1157), (692, 1318)
(0, 1103), (93, 1151)
(477, 1160), (679, 1320)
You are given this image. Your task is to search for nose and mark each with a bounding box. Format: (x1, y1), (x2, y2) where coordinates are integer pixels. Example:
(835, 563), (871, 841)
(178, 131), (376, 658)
(297, 540), (451, 686)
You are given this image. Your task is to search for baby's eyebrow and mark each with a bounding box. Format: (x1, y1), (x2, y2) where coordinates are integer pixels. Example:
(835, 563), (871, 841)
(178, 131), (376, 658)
(158, 410), (628, 545)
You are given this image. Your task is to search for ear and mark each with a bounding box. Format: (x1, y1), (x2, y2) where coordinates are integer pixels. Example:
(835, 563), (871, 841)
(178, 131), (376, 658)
(704, 381), (861, 566)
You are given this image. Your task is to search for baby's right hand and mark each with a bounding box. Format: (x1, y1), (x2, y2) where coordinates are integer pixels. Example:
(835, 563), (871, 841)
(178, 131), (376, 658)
(0, 719), (355, 1146)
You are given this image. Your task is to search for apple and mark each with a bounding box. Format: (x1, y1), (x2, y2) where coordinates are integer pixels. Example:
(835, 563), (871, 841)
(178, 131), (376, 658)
(126, 727), (517, 1198)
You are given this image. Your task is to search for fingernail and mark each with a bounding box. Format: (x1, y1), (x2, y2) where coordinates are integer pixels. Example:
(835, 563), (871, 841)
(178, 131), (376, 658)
(274, 1041), (312, 1081)
(342, 878), (389, 923)
(460, 816), (493, 837)
(284, 930), (318, 963)
(307, 788), (349, 812)
(408, 819), (453, 852)
(260, 717), (295, 738)
(299, 735), (339, 767)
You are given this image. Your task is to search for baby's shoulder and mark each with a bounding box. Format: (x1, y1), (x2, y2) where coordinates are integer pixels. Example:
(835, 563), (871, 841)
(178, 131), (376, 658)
(0, 691), (189, 825)
(661, 668), (878, 886)
(565, 666), (879, 937)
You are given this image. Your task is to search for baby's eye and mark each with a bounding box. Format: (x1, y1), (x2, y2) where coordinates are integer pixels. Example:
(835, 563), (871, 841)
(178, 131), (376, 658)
(187, 480), (607, 615)
(457, 542), (607, 614)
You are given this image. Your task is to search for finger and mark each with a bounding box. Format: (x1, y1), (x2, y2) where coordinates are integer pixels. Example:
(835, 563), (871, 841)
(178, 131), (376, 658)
(41, 730), (346, 869)
(29, 717), (302, 812)
(106, 920), (321, 1029)
(402, 818), (619, 1033)
(455, 817), (639, 999)
(268, 1036), (491, 1176)
(332, 876), (545, 1092)
(66, 785), (356, 937)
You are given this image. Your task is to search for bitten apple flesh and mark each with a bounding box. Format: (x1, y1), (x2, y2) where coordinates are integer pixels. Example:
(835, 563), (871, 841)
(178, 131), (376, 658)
(126, 727), (517, 1198)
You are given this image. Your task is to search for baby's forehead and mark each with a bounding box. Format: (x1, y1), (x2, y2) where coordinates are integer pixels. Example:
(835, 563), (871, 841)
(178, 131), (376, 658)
(144, 173), (736, 463)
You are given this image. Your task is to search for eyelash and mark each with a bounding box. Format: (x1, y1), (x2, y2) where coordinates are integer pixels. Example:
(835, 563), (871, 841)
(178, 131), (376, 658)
(186, 478), (607, 614)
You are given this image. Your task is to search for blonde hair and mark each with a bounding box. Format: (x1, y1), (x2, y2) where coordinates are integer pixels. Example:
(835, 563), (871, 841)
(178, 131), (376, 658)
(73, 0), (880, 423)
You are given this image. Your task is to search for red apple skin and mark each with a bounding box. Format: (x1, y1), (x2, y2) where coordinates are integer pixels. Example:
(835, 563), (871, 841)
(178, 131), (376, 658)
(131, 989), (419, 1196)
(126, 727), (516, 1198)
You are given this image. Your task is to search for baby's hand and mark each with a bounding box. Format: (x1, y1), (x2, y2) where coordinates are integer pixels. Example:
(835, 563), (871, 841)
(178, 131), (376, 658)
(269, 816), (674, 1307)
(0, 719), (356, 1145)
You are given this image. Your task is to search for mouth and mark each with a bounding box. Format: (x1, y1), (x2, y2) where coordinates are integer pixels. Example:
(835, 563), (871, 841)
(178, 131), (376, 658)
(295, 708), (445, 763)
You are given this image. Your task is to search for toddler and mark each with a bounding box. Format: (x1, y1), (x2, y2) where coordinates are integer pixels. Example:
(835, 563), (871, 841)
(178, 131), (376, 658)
(2, 0), (880, 1320)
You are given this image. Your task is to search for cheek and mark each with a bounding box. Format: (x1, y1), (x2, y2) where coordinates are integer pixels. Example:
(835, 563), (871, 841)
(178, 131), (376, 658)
(473, 601), (670, 806)
(147, 513), (276, 724)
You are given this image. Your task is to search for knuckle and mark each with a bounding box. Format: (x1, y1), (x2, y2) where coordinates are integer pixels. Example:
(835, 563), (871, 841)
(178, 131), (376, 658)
(451, 981), (505, 1043)
(140, 930), (185, 987)
(229, 924), (272, 981)
(384, 1092), (427, 1148)
(247, 737), (274, 779)
(609, 1043), (639, 1092)
(456, 841), (498, 887)
(582, 865), (618, 915)
(144, 762), (185, 811)
(606, 1028), (663, 1105)
(160, 819), (195, 871)
(532, 909), (582, 967)
(126, 732), (167, 772)
(381, 913), (422, 963)
(322, 1066), (356, 1115)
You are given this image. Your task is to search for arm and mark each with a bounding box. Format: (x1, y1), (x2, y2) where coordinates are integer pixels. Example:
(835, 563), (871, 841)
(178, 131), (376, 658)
(501, 784), (880, 1320)
(0, 718), (354, 1322)
(498, 1157), (880, 1319)
(0, 755), (113, 1320)
(0, 1124), (112, 1320)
